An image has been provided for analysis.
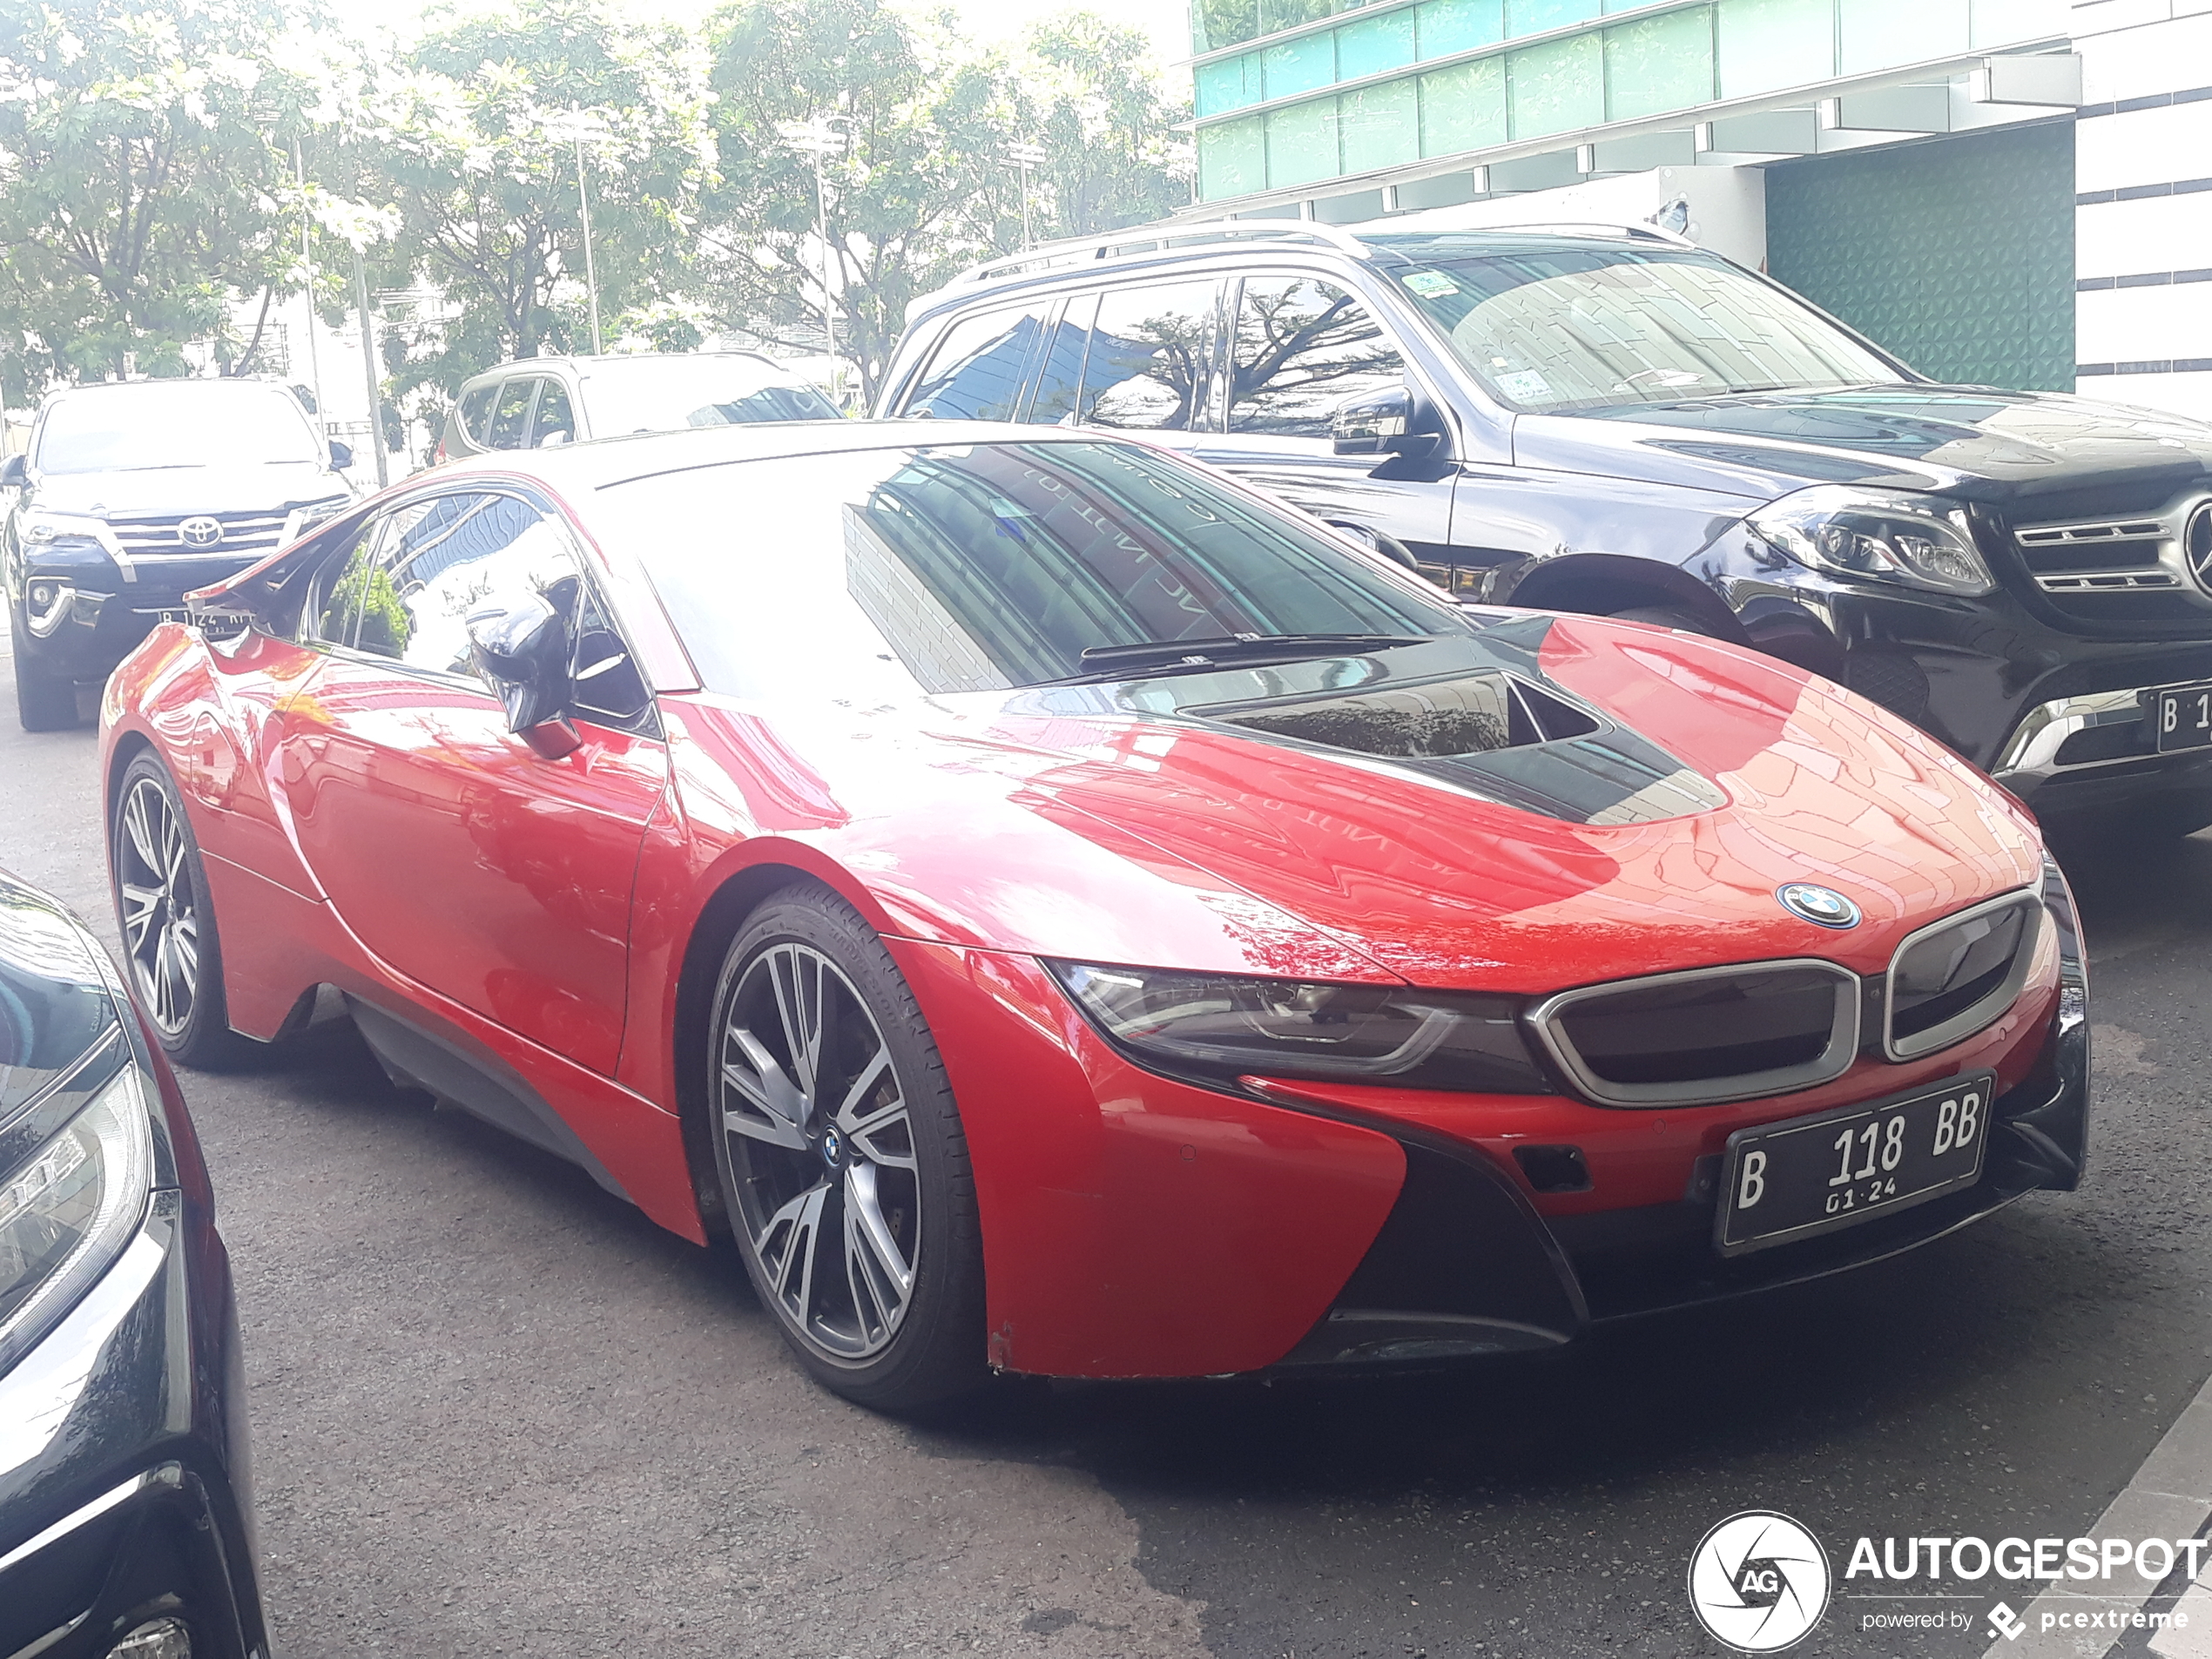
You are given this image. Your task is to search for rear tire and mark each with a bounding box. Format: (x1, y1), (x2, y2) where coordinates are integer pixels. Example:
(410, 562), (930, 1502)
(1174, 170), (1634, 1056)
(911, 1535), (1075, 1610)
(10, 605), (77, 731)
(705, 885), (987, 1413)
(110, 752), (254, 1069)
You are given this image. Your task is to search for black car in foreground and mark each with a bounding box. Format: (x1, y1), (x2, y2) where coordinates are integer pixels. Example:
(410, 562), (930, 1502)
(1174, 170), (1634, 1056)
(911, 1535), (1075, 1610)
(880, 221), (2212, 836)
(5, 377), (354, 731)
(0, 872), (268, 1659)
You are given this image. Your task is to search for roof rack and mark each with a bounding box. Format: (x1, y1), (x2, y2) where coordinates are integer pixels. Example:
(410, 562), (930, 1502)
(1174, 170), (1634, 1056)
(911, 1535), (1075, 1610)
(1436, 219), (1695, 247)
(925, 221), (1378, 304)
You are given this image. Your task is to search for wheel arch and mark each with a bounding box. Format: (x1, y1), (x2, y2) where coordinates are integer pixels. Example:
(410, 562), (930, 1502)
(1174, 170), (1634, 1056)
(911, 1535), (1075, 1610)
(1500, 552), (1750, 644)
(668, 854), (881, 1238)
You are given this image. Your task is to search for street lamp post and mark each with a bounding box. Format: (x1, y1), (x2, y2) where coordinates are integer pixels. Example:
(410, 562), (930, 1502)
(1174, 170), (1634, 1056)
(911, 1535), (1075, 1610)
(1003, 141), (1046, 252)
(777, 115), (849, 408)
(548, 111), (610, 354)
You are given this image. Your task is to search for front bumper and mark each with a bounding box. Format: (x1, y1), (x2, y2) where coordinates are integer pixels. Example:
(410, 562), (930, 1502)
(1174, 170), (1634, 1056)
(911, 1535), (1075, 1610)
(0, 1189), (268, 1659)
(896, 868), (2090, 1381)
(12, 550), (256, 683)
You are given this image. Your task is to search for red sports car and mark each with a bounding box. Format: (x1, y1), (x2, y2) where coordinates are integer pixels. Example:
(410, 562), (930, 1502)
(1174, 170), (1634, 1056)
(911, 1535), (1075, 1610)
(98, 423), (2089, 1409)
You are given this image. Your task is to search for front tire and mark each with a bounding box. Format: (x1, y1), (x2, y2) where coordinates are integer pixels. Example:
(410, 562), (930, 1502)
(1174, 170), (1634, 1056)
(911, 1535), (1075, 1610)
(10, 604), (77, 731)
(110, 753), (252, 1068)
(706, 886), (986, 1411)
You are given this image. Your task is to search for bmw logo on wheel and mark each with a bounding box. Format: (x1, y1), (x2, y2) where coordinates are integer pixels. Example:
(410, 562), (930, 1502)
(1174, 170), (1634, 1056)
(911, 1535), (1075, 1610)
(1688, 1511), (1831, 1652)
(177, 516), (225, 550)
(1777, 883), (1861, 929)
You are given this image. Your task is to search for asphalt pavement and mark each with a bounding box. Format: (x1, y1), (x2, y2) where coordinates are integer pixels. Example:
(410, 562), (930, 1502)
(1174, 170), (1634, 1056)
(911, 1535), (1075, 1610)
(6, 631), (2212, 1659)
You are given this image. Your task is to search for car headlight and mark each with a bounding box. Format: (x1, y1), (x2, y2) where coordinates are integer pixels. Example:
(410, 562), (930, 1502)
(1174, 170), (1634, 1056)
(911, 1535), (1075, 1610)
(20, 511), (108, 547)
(1747, 487), (1994, 597)
(0, 1062), (154, 1374)
(1048, 961), (1548, 1094)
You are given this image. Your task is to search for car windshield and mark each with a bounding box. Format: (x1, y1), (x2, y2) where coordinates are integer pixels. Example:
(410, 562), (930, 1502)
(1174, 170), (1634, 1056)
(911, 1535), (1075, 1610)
(597, 439), (1467, 699)
(577, 356), (840, 435)
(1366, 237), (1898, 415)
(35, 384), (323, 474)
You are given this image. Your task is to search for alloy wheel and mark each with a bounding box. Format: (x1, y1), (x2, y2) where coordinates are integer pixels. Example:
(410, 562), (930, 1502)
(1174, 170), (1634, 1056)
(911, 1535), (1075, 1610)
(116, 776), (200, 1035)
(717, 941), (921, 1362)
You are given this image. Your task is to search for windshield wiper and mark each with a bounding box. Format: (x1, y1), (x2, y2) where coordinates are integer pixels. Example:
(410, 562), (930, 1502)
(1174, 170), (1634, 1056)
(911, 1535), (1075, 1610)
(1046, 632), (1430, 684)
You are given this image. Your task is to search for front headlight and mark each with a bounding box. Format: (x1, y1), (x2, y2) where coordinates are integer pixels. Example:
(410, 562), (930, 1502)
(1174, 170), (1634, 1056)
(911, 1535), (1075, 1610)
(0, 1063), (154, 1373)
(1748, 487), (1994, 597)
(1048, 961), (1548, 1094)
(20, 511), (108, 547)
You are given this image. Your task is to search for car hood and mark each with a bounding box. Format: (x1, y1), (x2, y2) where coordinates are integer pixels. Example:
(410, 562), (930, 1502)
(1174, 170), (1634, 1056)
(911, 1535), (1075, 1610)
(0, 873), (124, 1122)
(678, 615), (2042, 992)
(1512, 384), (2212, 513)
(29, 462), (342, 517)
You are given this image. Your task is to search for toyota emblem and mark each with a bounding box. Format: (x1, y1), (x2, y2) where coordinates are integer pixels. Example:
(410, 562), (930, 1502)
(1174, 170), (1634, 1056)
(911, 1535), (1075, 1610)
(177, 516), (224, 550)
(1777, 883), (1861, 929)
(2187, 502), (2212, 591)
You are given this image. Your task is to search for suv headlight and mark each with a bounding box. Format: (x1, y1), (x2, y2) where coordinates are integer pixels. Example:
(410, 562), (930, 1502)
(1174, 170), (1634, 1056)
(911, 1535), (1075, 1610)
(1748, 487), (1993, 597)
(0, 1063), (154, 1375)
(1048, 961), (1548, 1094)
(20, 510), (109, 547)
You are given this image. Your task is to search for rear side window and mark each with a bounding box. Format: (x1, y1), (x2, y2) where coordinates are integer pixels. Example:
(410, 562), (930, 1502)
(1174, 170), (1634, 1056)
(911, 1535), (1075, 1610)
(1078, 280), (1218, 433)
(531, 379), (576, 447)
(485, 379), (538, 449)
(1023, 295), (1095, 428)
(904, 304), (1048, 421)
(1229, 277), (1406, 439)
(456, 384), (499, 445)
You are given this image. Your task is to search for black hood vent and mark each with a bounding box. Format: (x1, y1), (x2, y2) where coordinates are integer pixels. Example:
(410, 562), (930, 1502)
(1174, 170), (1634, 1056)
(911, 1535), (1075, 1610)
(1214, 672), (1596, 759)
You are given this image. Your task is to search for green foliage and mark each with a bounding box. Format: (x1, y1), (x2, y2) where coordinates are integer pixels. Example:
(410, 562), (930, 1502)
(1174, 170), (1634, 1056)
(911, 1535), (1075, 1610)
(0, 0), (334, 395)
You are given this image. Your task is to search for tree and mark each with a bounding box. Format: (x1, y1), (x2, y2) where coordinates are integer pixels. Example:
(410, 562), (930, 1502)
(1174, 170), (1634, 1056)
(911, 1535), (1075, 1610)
(347, 0), (716, 424)
(0, 0), (332, 395)
(1016, 12), (1190, 241)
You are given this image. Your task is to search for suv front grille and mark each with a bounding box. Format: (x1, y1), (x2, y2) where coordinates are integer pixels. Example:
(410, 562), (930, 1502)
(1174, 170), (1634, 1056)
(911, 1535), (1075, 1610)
(1885, 893), (2044, 1062)
(1527, 960), (1860, 1108)
(2012, 496), (2212, 624)
(109, 508), (297, 557)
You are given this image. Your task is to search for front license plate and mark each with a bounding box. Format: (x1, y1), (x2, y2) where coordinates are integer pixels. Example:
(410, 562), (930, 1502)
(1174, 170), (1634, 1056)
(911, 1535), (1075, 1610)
(1715, 1072), (1994, 1257)
(2153, 683), (2212, 752)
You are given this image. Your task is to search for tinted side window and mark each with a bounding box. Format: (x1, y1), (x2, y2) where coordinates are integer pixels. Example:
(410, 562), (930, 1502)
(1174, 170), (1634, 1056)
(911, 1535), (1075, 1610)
(569, 584), (653, 732)
(485, 379), (538, 450)
(457, 384), (499, 445)
(363, 494), (580, 683)
(1229, 277), (1405, 439)
(308, 519), (387, 647)
(1022, 294), (1096, 428)
(531, 379), (576, 447)
(1078, 281), (1218, 433)
(904, 305), (1047, 421)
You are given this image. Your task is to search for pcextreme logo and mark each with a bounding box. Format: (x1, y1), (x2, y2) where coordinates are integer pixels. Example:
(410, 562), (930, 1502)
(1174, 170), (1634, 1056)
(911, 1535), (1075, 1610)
(1687, 1511), (1833, 1653)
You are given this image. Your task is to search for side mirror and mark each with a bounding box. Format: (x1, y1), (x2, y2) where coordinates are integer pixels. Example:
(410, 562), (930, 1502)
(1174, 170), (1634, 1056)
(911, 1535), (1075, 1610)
(466, 594), (579, 759)
(0, 454), (25, 490)
(328, 441), (354, 470)
(1332, 386), (1443, 460)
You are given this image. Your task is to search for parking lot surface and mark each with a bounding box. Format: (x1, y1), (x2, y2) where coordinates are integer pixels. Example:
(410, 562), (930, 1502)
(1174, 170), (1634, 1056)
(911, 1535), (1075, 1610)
(7, 631), (2211, 1658)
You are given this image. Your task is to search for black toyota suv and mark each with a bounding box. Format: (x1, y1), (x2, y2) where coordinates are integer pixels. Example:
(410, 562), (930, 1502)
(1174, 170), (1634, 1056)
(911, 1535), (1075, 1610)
(5, 378), (355, 730)
(879, 222), (2212, 836)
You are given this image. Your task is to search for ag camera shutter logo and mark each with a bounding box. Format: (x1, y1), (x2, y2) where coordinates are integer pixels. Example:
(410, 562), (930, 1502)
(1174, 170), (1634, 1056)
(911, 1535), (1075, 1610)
(1688, 1511), (1832, 1652)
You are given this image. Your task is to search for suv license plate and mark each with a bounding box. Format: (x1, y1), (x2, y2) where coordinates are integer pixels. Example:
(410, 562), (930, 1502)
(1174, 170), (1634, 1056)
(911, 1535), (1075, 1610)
(1715, 1072), (1994, 1258)
(2154, 683), (2212, 752)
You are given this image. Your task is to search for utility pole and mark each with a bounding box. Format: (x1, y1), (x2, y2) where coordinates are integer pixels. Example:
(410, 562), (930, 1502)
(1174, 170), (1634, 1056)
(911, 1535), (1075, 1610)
(777, 117), (848, 409)
(352, 247), (388, 489)
(574, 136), (602, 354)
(293, 141), (326, 428)
(1004, 142), (1046, 252)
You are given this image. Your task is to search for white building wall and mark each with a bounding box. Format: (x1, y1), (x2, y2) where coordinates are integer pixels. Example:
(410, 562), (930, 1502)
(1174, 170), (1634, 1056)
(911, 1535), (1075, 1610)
(2071, 0), (2212, 421)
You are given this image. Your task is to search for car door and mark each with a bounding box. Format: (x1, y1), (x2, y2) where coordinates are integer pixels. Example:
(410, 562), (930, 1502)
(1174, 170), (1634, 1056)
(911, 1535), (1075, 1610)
(272, 487), (669, 1076)
(1195, 272), (1457, 560)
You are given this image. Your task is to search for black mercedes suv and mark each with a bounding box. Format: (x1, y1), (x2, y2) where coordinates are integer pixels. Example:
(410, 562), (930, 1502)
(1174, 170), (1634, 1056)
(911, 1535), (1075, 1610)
(879, 222), (2212, 836)
(5, 378), (355, 730)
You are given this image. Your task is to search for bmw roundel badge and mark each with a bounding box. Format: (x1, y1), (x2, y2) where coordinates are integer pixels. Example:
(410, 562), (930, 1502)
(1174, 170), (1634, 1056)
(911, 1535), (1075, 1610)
(1777, 883), (1860, 929)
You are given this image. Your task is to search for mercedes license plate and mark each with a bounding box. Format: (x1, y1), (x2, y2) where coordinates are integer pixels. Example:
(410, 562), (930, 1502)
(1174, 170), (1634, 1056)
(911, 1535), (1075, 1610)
(2153, 683), (2212, 752)
(1715, 1072), (1994, 1257)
